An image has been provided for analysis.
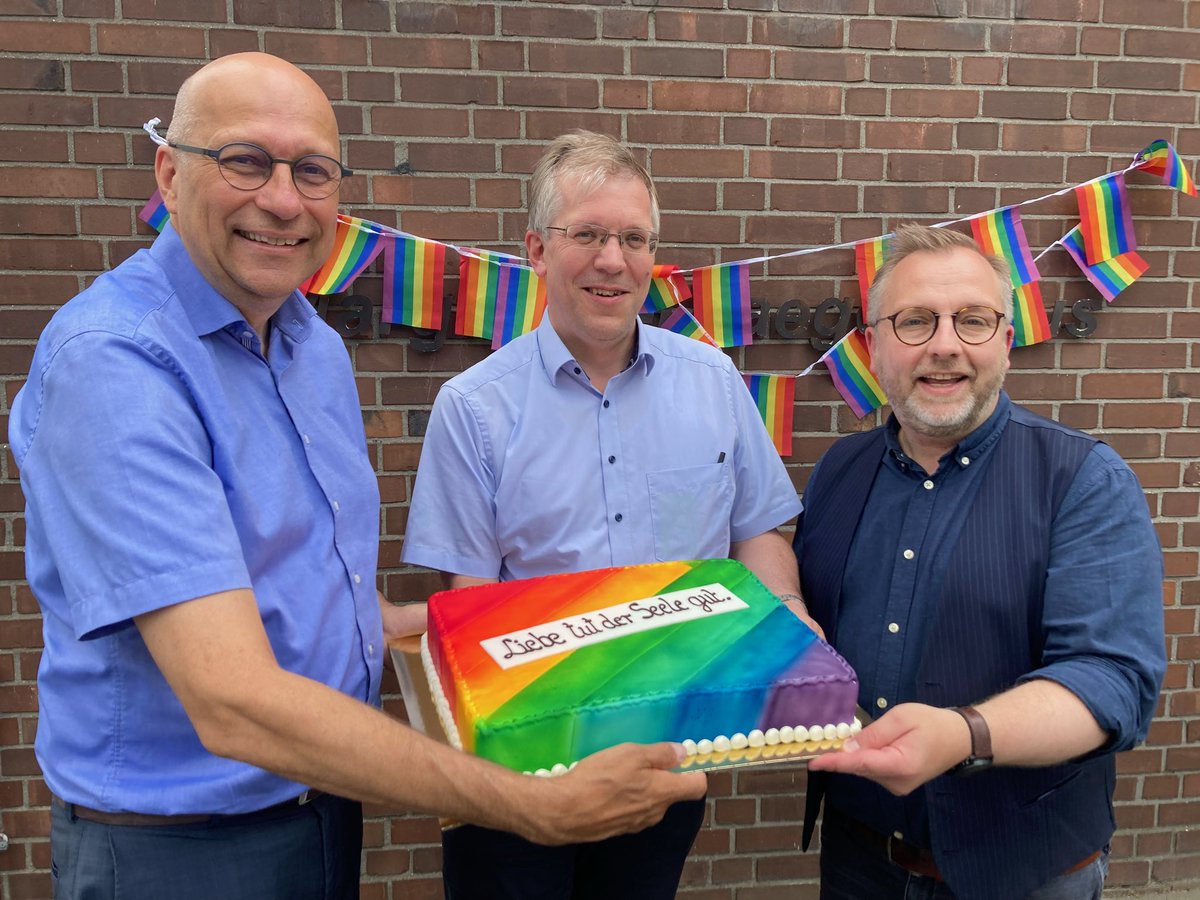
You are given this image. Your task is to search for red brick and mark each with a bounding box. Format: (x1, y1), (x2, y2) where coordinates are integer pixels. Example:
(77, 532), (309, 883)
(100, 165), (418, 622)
(530, 43), (623, 76)
(632, 47), (724, 78)
(502, 6), (596, 40)
(0, 130), (67, 162)
(870, 56), (953, 84)
(1100, 61), (1182, 90)
(477, 40), (524, 72)
(97, 23), (206, 57)
(983, 90), (1067, 120)
(849, 18), (892, 49)
(373, 37), (472, 70)
(1113, 93), (1195, 124)
(654, 80), (746, 113)
(400, 73), (496, 106)
(0, 21), (91, 53)
(263, 32), (368, 66)
(602, 9), (648, 41)
(655, 11), (748, 43)
(395, 2), (493, 36)
(726, 48), (771, 79)
(628, 113), (719, 145)
(747, 150), (838, 182)
(749, 84), (840, 115)
(0, 167), (97, 198)
(891, 88), (979, 118)
(895, 20), (987, 50)
(503, 76), (598, 109)
(235, 0), (333, 27)
(1103, 0), (1185, 26)
(372, 107), (468, 139)
(752, 15), (842, 48)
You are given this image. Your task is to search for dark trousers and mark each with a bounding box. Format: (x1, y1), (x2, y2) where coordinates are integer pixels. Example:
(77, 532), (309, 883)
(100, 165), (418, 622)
(50, 792), (362, 900)
(442, 797), (706, 900)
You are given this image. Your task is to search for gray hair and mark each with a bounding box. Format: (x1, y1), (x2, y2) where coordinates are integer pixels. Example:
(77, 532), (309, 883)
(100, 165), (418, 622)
(867, 223), (1013, 324)
(528, 130), (660, 234)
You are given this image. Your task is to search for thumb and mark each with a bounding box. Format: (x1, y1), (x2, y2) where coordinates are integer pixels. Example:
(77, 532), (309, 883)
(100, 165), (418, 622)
(639, 741), (688, 770)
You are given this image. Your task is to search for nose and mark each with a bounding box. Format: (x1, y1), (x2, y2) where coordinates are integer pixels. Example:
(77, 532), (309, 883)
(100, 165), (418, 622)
(592, 233), (627, 272)
(925, 312), (962, 355)
(254, 161), (305, 219)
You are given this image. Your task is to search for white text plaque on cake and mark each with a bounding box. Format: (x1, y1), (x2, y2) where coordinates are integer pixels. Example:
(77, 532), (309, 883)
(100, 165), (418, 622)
(480, 583), (749, 670)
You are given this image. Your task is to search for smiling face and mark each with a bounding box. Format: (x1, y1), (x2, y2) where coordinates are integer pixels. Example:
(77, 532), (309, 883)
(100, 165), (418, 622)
(155, 54), (341, 330)
(866, 246), (1014, 452)
(526, 173), (655, 371)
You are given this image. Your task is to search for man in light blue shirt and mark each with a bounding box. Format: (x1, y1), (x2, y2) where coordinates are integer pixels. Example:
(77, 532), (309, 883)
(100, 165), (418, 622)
(11, 57), (703, 900)
(402, 130), (808, 900)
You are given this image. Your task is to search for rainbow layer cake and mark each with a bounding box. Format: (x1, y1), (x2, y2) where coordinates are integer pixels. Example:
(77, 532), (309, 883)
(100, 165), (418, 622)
(422, 559), (860, 773)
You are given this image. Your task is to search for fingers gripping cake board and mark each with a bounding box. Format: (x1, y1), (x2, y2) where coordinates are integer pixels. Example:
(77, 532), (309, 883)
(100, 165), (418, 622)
(421, 558), (861, 774)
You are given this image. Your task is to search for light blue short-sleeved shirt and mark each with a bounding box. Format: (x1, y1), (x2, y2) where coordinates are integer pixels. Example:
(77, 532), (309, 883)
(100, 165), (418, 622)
(10, 224), (383, 814)
(401, 315), (802, 581)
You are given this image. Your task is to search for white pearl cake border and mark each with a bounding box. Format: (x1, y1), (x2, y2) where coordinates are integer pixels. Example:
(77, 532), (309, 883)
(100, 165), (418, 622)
(422, 634), (862, 776)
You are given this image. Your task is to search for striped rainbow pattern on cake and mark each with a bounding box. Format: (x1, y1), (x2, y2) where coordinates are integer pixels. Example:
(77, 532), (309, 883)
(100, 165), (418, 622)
(423, 559), (859, 773)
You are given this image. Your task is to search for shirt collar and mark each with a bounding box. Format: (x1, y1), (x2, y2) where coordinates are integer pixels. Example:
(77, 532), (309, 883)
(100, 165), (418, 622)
(884, 390), (1012, 473)
(536, 314), (656, 386)
(149, 222), (315, 344)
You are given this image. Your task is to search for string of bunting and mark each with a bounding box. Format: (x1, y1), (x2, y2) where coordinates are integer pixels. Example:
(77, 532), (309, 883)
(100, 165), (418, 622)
(138, 137), (1196, 450)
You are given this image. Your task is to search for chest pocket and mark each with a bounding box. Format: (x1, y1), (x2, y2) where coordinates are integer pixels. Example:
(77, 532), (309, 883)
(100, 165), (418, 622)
(647, 463), (734, 562)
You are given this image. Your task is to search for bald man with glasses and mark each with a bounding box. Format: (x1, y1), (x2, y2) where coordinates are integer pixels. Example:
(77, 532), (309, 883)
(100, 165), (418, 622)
(402, 130), (808, 899)
(10, 58), (704, 900)
(793, 224), (1165, 900)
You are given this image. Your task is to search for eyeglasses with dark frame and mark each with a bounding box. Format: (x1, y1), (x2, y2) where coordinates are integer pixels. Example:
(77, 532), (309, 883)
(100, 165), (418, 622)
(544, 223), (659, 255)
(167, 140), (352, 200)
(876, 306), (1006, 346)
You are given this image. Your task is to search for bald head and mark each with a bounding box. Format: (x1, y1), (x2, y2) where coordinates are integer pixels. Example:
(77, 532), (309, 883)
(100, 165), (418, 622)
(167, 53), (338, 148)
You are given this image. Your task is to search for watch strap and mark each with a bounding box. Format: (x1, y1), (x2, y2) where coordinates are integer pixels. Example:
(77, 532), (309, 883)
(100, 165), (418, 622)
(952, 705), (993, 763)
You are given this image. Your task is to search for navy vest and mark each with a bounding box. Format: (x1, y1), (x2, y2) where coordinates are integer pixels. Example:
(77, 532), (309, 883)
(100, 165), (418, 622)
(797, 406), (1115, 900)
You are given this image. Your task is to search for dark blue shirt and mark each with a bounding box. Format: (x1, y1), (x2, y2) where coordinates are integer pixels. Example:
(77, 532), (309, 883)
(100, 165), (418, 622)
(818, 393), (1164, 845)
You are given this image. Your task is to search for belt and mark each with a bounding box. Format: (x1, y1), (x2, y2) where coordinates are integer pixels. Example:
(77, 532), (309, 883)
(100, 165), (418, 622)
(53, 790), (324, 827)
(838, 814), (1102, 882)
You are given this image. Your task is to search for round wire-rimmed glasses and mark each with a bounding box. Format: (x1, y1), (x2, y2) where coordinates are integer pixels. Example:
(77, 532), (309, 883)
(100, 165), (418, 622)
(876, 306), (1006, 346)
(544, 223), (659, 255)
(168, 140), (352, 200)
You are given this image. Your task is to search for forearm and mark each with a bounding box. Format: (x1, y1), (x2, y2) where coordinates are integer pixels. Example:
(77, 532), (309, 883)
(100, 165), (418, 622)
(975, 678), (1107, 767)
(730, 529), (800, 597)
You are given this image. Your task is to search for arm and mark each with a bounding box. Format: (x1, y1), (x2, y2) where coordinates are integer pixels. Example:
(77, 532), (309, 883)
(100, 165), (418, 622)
(731, 529), (824, 639)
(137, 588), (705, 844)
(808, 680), (1106, 796)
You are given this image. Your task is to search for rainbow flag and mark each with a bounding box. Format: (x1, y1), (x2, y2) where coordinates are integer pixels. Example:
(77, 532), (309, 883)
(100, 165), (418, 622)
(491, 263), (547, 349)
(854, 236), (888, 323)
(821, 329), (886, 419)
(139, 189), (169, 233)
(1135, 139), (1197, 198)
(1061, 225), (1149, 303)
(455, 251), (501, 339)
(1009, 281), (1052, 348)
(303, 215), (387, 295)
(742, 373), (796, 457)
(690, 262), (752, 347)
(381, 235), (446, 330)
(1074, 173), (1136, 266)
(658, 305), (719, 348)
(640, 264), (691, 315)
(970, 207), (1040, 286)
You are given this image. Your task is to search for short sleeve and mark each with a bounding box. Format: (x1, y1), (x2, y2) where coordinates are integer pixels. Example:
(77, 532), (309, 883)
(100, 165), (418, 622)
(400, 385), (503, 579)
(18, 332), (251, 638)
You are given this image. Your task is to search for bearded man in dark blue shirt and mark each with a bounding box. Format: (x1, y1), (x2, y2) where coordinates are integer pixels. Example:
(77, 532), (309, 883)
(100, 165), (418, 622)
(795, 224), (1165, 900)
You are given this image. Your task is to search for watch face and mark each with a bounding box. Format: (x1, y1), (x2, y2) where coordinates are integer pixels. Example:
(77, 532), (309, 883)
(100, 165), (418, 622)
(956, 756), (993, 775)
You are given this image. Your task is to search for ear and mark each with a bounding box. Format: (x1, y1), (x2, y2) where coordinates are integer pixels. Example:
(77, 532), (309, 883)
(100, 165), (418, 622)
(526, 229), (548, 278)
(154, 144), (180, 216)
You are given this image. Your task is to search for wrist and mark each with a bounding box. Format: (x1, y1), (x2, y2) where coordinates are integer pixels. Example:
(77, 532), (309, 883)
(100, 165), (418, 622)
(777, 592), (805, 607)
(949, 705), (993, 775)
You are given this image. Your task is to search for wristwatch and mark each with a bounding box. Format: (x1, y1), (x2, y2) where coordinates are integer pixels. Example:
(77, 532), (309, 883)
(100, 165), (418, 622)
(950, 705), (993, 775)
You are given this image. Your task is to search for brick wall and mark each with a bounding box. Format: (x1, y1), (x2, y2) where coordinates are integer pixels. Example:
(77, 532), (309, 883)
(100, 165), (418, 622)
(1, 2), (1197, 897)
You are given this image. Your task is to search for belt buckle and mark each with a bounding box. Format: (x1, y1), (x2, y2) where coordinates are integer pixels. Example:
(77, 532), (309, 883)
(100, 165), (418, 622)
(886, 832), (900, 867)
(297, 790), (312, 805)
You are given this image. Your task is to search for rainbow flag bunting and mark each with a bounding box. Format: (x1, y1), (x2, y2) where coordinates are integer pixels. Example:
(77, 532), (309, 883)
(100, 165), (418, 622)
(1061, 225), (1149, 303)
(455, 251), (502, 339)
(690, 262), (752, 348)
(658, 305), (719, 348)
(970, 207), (1040, 286)
(1074, 173), (1136, 266)
(640, 264), (691, 315)
(303, 216), (387, 295)
(854, 237), (888, 323)
(821, 329), (886, 419)
(381, 235), (446, 331)
(1134, 139), (1197, 198)
(1009, 281), (1052, 348)
(742, 373), (796, 457)
(491, 263), (547, 349)
(138, 189), (169, 232)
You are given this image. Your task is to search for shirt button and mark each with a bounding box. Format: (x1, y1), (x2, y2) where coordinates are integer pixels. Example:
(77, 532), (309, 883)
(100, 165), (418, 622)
(574, 367), (581, 375)
(903, 549), (915, 560)
(332, 500), (340, 512)
(368, 643), (375, 656)
(353, 573), (362, 584)
(923, 480), (934, 490)
(614, 513), (623, 523)
(603, 400), (610, 408)
(876, 697), (888, 709)
(961, 456), (970, 466)
(302, 434), (311, 445)
(888, 622), (900, 634)
(893, 830), (905, 841)
(608, 455), (616, 464)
